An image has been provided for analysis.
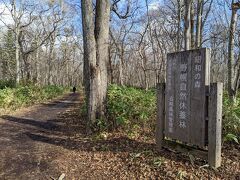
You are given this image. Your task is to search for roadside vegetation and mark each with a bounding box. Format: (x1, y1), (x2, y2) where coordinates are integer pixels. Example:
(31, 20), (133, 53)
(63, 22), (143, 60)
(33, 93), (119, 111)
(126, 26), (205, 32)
(89, 84), (240, 144)
(223, 93), (240, 143)
(76, 84), (239, 179)
(0, 80), (67, 113)
(106, 84), (156, 138)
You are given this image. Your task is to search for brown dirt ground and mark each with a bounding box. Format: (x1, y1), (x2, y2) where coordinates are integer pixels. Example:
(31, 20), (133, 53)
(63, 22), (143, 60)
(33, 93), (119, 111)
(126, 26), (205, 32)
(0, 93), (239, 180)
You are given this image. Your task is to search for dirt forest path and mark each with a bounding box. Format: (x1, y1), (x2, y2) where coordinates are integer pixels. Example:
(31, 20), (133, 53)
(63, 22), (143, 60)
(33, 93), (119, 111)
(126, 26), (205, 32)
(0, 93), (239, 180)
(0, 93), (85, 179)
(0, 93), (157, 180)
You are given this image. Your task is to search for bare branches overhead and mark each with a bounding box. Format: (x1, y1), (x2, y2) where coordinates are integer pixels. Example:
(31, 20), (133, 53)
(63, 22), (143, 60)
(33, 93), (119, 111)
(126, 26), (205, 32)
(232, 2), (240, 10)
(111, 0), (131, 19)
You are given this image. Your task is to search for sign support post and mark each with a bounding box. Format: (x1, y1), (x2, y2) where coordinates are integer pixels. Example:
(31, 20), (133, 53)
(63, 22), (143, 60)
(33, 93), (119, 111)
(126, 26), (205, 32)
(156, 83), (165, 150)
(208, 82), (223, 168)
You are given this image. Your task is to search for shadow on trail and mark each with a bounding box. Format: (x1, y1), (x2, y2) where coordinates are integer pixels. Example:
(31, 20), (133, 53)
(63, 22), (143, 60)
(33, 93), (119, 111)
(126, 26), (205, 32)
(1, 95), (198, 168)
(1, 115), (61, 131)
(24, 132), (156, 153)
(23, 131), (199, 167)
(1, 97), (158, 155)
(0, 93), (81, 179)
(41, 93), (80, 108)
(0, 91), (201, 178)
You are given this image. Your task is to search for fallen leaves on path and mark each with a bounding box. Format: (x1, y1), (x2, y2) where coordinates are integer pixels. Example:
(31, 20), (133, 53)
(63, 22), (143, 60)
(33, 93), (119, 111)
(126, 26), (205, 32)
(0, 93), (239, 179)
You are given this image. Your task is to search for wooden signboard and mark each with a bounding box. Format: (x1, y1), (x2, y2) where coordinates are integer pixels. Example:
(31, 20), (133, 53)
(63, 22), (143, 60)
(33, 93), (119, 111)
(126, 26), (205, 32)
(156, 48), (223, 168)
(165, 48), (210, 147)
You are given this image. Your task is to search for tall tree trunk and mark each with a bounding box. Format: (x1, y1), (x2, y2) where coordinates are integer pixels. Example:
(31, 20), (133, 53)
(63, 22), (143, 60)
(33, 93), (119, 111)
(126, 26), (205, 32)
(0, 51), (2, 79)
(94, 0), (110, 118)
(82, 0), (97, 126)
(13, 0), (20, 85)
(177, 0), (182, 51)
(184, 0), (191, 50)
(233, 53), (240, 91)
(16, 31), (20, 84)
(228, 2), (239, 103)
(22, 54), (30, 83)
(35, 40), (40, 85)
(108, 45), (113, 84)
(81, 0), (110, 128)
(195, 0), (203, 48)
(118, 58), (124, 86)
(48, 37), (55, 85)
(190, 1), (195, 49)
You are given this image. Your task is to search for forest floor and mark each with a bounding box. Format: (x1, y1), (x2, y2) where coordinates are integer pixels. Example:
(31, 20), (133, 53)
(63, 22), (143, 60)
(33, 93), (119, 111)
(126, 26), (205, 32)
(0, 93), (239, 180)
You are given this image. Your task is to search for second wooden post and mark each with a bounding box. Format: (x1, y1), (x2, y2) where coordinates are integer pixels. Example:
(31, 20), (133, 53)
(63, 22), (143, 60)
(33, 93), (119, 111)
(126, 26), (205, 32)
(156, 83), (165, 150)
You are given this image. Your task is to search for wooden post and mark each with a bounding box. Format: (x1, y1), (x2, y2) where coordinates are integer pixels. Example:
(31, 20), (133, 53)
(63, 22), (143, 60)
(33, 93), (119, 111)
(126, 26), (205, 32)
(208, 82), (223, 168)
(156, 83), (165, 150)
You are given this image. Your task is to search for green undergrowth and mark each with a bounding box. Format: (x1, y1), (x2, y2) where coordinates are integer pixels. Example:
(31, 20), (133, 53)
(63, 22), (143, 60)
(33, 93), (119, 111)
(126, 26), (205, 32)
(93, 84), (240, 143)
(222, 93), (240, 144)
(99, 84), (156, 138)
(0, 85), (67, 112)
(0, 79), (16, 89)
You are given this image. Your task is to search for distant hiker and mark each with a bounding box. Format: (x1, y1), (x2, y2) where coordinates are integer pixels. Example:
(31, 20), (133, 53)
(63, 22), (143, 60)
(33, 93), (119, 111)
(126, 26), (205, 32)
(73, 86), (76, 93)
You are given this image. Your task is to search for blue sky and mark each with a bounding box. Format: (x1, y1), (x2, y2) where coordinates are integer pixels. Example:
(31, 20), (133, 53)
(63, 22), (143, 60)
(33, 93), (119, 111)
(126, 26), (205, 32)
(62, 0), (162, 33)
(0, 0), (235, 36)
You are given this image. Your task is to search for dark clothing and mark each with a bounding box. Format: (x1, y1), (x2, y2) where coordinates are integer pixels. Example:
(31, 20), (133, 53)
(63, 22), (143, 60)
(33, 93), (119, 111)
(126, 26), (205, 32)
(73, 87), (76, 93)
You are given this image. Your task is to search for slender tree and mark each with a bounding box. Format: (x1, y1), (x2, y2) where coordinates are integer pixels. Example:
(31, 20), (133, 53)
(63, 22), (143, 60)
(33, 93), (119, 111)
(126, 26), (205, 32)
(184, 0), (192, 50)
(195, 0), (203, 48)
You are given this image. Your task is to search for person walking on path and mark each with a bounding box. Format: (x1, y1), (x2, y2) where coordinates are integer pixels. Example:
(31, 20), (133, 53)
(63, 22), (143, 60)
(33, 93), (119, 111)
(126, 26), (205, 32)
(73, 86), (76, 93)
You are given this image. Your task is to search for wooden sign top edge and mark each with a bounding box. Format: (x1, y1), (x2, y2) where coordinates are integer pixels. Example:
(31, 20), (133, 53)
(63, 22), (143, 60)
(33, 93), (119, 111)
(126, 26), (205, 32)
(167, 48), (210, 57)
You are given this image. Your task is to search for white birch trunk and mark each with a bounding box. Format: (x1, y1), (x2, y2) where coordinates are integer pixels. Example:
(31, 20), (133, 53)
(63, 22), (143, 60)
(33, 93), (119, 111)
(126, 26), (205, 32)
(184, 0), (191, 50)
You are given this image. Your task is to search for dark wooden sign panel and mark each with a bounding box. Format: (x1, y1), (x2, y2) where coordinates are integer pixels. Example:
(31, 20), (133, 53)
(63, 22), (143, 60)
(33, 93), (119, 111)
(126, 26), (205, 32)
(165, 48), (210, 147)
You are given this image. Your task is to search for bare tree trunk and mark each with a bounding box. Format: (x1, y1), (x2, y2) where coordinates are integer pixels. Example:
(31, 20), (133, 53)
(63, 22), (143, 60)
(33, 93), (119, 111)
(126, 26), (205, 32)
(190, 1), (195, 49)
(35, 39), (40, 85)
(233, 53), (240, 91)
(184, 0), (191, 50)
(48, 36), (55, 85)
(0, 52), (2, 79)
(15, 29), (20, 84)
(228, 1), (240, 102)
(13, 0), (20, 85)
(95, 0), (110, 118)
(22, 54), (30, 83)
(139, 48), (149, 90)
(118, 58), (124, 85)
(81, 0), (110, 128)
(108, 45), (113, 84)
(177, 0), (182, 51)
(195, 0), (203, 48)
(143, 70), (149, 90)
(82, 0), (97, 125)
